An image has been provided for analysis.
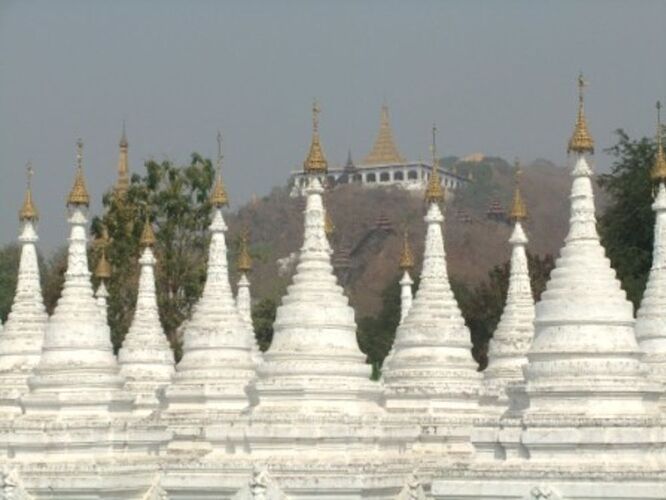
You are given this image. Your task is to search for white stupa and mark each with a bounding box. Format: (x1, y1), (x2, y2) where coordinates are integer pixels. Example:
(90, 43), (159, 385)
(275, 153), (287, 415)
(186, 104), (418, 500)
(0, 141), (166, 499)
(0, 165), (48, 417)
(635, 101), (666, 393)
(398, 229), (415, 325)
(481, 168), (534, 410)
(118, 218), (175, 414)
(236, 229), (253, 326)
(432, 75), (666, 500)
(163, 134), (257, 422)
(382, 126), (481, 462)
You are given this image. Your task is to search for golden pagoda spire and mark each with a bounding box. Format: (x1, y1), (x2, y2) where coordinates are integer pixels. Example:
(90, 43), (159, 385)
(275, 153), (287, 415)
(651, 101), (666, 183)
(210, 130), (229, 208)
(19, 162), (39, 222)
(567, 73), (595, 155)
(303, 99), (328, 174)
(363, 103), (406, 165)
(67, 138), (90, 207)
(140, 216), (156, 248)
(509, 159), (528, 221)
(425, 124), (444, 204)
(94, 226), (112, 280)
(399, 228), (415, 271)
(237, 228), (253, 273)
(115, 121), (130, 196)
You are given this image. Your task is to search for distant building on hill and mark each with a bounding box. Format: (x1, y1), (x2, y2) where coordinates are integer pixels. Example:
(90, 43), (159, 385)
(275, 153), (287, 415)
(289, 104), (470, 197)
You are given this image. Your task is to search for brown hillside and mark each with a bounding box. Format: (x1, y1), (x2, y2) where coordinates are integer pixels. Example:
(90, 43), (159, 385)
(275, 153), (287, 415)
(226, 160), (599, 319)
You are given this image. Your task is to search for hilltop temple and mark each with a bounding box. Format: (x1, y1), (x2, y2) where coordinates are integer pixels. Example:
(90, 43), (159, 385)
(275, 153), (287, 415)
(289, 103), (470, 196)
(0, 78), (665, 499)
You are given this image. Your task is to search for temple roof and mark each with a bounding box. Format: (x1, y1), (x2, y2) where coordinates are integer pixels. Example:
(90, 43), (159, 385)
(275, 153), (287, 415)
(567, 73), (595, 155)
(363, 104), (406, 165)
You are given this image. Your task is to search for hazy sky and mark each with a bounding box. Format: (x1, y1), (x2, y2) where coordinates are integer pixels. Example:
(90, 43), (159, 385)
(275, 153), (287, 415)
(1, 0), (664, 250)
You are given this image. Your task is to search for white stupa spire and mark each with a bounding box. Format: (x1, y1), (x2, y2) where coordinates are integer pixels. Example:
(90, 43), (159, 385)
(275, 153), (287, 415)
(22, 140), (132, 415)
(398, 229), (415, 324)
(236, 229), (253, 326)
(164, 156), (256, 413)
(94, 281), (109, 322)
(517, 95), (663, 464)
(118, 219), (175, 414)
(251, 176), (381, 414)
(383, 126), (480, 415)
(480, 166), (534, 410)
(635, 101), (666, 391)
(0, 164), (48, 416)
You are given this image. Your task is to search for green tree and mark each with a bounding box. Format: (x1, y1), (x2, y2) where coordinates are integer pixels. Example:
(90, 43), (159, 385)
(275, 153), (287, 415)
(252, 297), (277, 351)
(598, 130), (658, 308)
(0, 245), (20, 322)
(91, 153), (217, 356)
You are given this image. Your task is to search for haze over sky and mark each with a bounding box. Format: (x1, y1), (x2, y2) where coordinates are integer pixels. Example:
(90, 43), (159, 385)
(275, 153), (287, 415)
(0, 0), (665, 250)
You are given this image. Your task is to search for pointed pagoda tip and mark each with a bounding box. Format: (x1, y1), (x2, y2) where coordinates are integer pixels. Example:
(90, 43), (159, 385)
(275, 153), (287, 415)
(119, 120), (128, 148)
(567, 73), (595, 155)
(67, 138), (90, 207)
(140, 217), (156, 248)
(19, 162), (39, 222)
(399, 228), (415, 271)
(94, 248), (112, 280)
(363, 102), (405, 165)
(425, 124), (444, 204)
(650, 100), (666, 183)
(303, 99), (328, 174)
(237, 228), (252, 272)
(210, 132), (229, 208)
(509, 159), (528, 221)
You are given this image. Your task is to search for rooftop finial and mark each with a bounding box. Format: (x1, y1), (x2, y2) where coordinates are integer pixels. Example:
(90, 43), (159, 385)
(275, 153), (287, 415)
(67, 138), (90, 207)
(237, 228), (253, 273)
(567, 72), (595, 155)
(651, 100), (666, 183)
(509, 159), (528, 221)
(363, 102), (406, 165)
(140, 214), (157, 248)
(115, 122), (130, 196)
(399, 228), (415, 271)
(19, 162), (39, 222)
(303, 99), (328, 174)
(94, 226), (112, 280)
(210, 131), (229, 208)
(120, 120), (128, 148)
(425, 123), (444, 204)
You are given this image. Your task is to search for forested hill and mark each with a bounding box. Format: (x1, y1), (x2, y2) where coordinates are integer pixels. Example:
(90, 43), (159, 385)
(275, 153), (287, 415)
(226, 156), (588, 319)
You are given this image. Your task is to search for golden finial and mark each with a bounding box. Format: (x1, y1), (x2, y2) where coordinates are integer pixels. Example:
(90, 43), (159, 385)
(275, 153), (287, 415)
(140, 216), (156, 248)
(567, 73), (595, 155)
(363, 103), (406, 165)
(119, 120), (128, 148)
(115, 122), (130, 196)
(324, 211), (335, 237)
(19, 162), (39, 222)
(399, 229), (415, 271)
(509, 159), (528, 221)
(210, 131), (229, 207)
(67, 138), (90, 207)
(651, 101), (666, 182)
(425, 124), (444, 204)
(237, 228), (253, 273)
(94, 248), (112, 280)
(303, 99), (328, 174)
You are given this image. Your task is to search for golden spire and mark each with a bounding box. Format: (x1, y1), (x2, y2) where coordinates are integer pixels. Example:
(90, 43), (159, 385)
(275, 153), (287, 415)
(140, 216), (156, 248)
(19, 162), (39, 222)
(324, 211), (335, 237)
(651, 101), (666, 182)
(94, 226), (112, 280)
(567, 73), (595, 155)
(67, 138), (90, 207)
(303, 99), (328, 174)
(399, 229), (415, 271)
(425, 124), (444, 204)
(363, 103), (406, 165)
(237, 228), (252, 273)
(115, 121), (130, 196)
(210, 131), (229, 207)
(509, 159), (528, 221)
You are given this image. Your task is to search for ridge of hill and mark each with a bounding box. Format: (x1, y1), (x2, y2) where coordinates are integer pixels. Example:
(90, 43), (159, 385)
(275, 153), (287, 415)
(226, 158), (596, 319)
